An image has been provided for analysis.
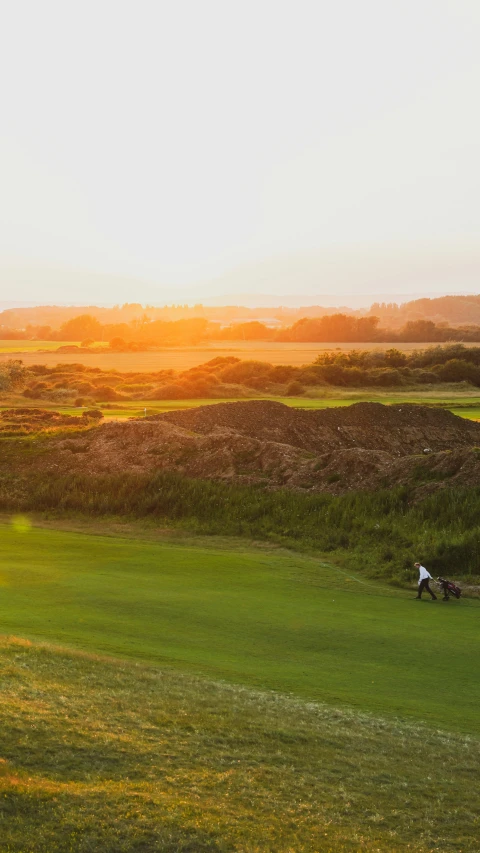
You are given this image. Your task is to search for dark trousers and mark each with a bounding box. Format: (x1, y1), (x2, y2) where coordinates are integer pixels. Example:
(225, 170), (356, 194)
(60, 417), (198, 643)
(417, 578), (437, 599)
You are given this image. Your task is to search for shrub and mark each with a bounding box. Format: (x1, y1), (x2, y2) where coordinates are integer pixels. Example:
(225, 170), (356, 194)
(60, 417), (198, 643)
(109, 337), (127, 351)
(244, 375), (271, 391)
(435, 359), (480, 385)
(148, 383), (192, 400)
(73, 382), (96, 394)
(49, 389), (75, 402)
(384, 348), (408, 367)
(203, 356), (241, 371)
(319, 364), (347, 386)
(342, 367), (370, 386)
(52, 363), (86, 373)
(93, 386), (129, 402)
(286, 381), (305, 396)
(82, 409), (103, 420)
(0, 359), (27, 392)
(372, 368), (404, 387)
(219, 360), (271, 383)
(298, 369), (325, 386)
(267, 365), (299, 383)
(116, 383), (154, 395)
(410, 369), (440, 384)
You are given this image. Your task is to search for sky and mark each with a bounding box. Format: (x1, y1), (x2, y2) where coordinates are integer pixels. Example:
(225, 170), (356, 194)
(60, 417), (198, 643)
(1, 0), (479, 305)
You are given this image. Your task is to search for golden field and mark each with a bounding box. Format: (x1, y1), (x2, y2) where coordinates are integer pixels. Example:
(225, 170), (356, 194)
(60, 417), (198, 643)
(0, 339), (476, 372)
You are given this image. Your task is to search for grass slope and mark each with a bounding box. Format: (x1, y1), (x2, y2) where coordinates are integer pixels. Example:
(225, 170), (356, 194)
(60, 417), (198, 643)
(0, 636), (479, 853)
(0, 525), (479, 735)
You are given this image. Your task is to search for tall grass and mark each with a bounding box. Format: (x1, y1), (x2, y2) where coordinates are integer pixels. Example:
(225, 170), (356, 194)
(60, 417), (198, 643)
(2, 470), (480, 579)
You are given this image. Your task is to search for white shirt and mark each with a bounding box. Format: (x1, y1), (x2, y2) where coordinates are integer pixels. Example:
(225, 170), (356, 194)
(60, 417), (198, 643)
(418, 565), (432, 584)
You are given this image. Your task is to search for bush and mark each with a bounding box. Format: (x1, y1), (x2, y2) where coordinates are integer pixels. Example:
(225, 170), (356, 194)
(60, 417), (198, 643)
(267, 365), (299, 383)
(286, 381), (305, 396)
(82, 409), (103, 420)
(435, 359), (480, 385)
(93, 386), (129, 402)
(384, 348), (408, 367)
(316, 365), (341, 385)
(298, 369), (325, 386)
(148, 383), (192, 400)
(372, 368), (404, 387)
(342, 367), (370, 386)
(73, 382), (96, 395)
(410, 369), (440, 384)
(0, 359), (27, 392)
(203, 356), (241, 371)
(116, 383), (154, 395)
(244, 375), (271, 391)
(49, 389), (75, 402)
(109, 337), (127, 351)
(219, 360), (272, 383)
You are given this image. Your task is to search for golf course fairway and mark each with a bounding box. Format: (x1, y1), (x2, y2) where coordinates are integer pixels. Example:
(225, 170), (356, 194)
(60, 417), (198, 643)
(0, 523), (479, 734)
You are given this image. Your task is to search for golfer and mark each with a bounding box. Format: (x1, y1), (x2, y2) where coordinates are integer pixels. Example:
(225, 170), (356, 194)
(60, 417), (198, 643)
(414, 562), (437, 600)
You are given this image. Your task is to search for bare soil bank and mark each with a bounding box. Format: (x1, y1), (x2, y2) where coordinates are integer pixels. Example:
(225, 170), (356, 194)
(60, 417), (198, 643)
(7, 400), (480, 496)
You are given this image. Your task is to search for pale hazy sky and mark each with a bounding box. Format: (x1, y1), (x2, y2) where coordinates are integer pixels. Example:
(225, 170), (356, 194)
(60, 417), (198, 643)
(1, 0), (479, 303)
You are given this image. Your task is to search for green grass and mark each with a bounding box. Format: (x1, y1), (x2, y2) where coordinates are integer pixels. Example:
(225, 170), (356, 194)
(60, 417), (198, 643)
(3, 390), (480, 421)
(0, 524), (479, 736)
(5, 470), (480, 582)
(451, 406), (480, 420)
(1, 637), (479, 852)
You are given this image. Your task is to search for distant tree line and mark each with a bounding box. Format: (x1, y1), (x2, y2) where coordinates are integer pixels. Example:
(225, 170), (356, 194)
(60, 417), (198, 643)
(4, 293), (480, 337)
(4, 310), (480, 345)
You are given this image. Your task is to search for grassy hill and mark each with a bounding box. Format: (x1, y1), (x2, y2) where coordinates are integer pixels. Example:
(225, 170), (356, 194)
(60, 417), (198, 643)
(0, 523), (479, 735)
(1, 637), (479, 852)
(1, 523), (480, 850)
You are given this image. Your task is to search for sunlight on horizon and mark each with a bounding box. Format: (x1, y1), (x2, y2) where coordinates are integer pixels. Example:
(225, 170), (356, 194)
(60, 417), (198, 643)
(1, 0), (479, 304)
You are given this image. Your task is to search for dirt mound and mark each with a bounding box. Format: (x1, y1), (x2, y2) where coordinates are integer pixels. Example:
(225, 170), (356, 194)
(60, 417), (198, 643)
(6, 401), (480, 495)
(158, 400), (480, 455)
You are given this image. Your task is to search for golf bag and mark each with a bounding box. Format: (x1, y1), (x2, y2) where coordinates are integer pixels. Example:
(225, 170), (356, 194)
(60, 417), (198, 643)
(436, 577), (462, 600)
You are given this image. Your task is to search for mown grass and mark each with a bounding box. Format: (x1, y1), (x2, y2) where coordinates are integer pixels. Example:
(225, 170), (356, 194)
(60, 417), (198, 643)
(0, 525), (479, 735)
(0, 636), (479, 852)
(4, 470), (480, 582)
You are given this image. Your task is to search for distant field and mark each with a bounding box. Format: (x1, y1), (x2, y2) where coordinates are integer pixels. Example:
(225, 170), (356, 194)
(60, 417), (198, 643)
(1, 339), (476, 371)
(0, 340), (107, 353)
(4, 391), (480, 420)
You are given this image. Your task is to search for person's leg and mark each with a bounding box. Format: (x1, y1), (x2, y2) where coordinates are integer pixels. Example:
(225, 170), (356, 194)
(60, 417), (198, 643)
(416, 579), (427, 598)
(425, 580), (437, 600)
